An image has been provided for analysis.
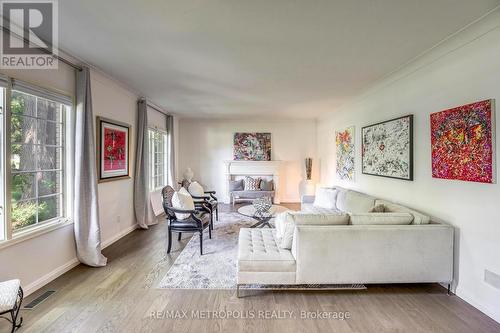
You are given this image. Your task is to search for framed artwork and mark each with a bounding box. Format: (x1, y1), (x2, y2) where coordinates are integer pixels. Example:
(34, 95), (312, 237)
(96, 117), (131, 182)
(362, 115), (413, 180)
(335, 126), (355, 180)
(431, 99), (495, 183)
(233, 132), (271, 161)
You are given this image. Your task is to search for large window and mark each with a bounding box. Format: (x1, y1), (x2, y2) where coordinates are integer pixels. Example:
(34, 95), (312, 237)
(0, 79), (72, 242)
(10, 91), (68, 231)
(148, 128), (168, 190)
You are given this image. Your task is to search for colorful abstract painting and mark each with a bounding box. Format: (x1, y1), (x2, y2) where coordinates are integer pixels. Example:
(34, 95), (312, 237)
(233, 133), (271, 161)
(335, 126), (355, 180)
(362, 115), (413, 180)
(97, 117), (131, 182)
(431, 100), (495, 183)
(103, 127), (127, 171)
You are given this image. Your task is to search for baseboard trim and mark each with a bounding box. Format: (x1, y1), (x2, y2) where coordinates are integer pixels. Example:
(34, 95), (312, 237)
(102, 224), (138, 249)
(24, 258), (80, 296)
(455, 287), (500, 324)
(24, 224), (138, 297)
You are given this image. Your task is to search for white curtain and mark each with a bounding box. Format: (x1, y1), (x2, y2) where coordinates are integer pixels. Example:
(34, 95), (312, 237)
(134, 99), (155, 229)
(74, 67), (107, 267)
(166, 115), (176, 186)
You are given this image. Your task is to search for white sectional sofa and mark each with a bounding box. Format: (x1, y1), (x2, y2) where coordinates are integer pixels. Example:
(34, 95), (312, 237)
(237, 186), (454, 295)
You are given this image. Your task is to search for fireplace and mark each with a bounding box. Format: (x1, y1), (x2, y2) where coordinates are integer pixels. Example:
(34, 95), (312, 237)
(223, 160), (283, 204)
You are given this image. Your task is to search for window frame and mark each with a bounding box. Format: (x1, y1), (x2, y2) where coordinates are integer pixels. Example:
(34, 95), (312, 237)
(0, 78), (74, 244)
(148, 127), (168, 191)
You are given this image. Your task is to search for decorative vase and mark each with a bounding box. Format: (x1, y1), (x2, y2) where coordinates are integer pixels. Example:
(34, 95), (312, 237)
(253, 197), (272, 215)
(183, 167), (194, 182)
(305, 158), (313, 180)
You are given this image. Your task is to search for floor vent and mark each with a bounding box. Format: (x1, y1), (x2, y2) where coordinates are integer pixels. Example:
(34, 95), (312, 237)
(24, 290), (56, 309)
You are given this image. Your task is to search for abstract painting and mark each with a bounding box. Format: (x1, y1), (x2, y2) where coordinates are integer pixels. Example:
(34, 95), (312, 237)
(362, 115), (413, 180)
(431, 100), (495, 183)
(97, 117), (131, 182)
(233, 133), (271, 161)
(335, 126), (355, 180)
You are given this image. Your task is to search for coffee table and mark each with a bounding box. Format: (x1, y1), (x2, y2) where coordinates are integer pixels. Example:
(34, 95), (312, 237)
(237, 204), (289, 228)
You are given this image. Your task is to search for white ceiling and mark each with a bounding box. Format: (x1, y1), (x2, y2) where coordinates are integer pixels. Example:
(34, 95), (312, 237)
(58, 0), (500, 119)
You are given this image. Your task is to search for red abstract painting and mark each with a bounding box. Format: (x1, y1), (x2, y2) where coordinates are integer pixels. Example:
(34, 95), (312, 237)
(431, 100), (495, 183)
(103, 127), (127, 171)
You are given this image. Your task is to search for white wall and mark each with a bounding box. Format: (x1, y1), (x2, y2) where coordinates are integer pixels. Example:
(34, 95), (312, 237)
(178, 119), (318, 202)
(317, 10), (500, 322)
(0, 65), (154, 295)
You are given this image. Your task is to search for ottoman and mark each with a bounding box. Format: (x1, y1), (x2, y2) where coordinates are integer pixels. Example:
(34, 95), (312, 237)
(237, 228), (296, 296)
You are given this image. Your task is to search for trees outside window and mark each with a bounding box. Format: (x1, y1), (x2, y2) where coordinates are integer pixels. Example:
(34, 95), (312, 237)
(9, 90), (68, 231)
(148, 129), (168, 191)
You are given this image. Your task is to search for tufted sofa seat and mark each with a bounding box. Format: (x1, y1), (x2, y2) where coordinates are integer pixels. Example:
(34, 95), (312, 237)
(238, 228), (296, 284)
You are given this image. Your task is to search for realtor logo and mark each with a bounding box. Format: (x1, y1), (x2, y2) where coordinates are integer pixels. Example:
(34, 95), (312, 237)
(1, 0), (58, 69)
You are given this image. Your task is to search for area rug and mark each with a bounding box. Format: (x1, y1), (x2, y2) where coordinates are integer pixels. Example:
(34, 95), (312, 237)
(157, 212), (366, 291)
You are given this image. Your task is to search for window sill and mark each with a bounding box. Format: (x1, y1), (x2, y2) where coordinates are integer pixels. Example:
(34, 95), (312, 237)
(0, 218), (73, 251)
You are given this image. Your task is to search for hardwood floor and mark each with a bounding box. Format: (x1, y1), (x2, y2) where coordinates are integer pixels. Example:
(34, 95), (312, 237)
(3, 203), (499, 333)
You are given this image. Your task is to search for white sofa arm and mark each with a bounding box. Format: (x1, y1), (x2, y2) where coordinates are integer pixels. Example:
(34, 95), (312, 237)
(301, 195), (315, 204)
(291, 224), (454, 285)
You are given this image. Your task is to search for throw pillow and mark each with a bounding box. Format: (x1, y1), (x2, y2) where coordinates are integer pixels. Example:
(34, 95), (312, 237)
(278, 212), (295, 249)
(188, 181), (205, 197)
(171, 188), (195, 220)
(274, 211), (291, 240)
(229, 179), (244, 191)
(349, 212), (414, 225)
(375, 199), (431, 224)
(313, 187), (338, 209)
(244, 177), (261, 191)
(260, 179), (274, 191)
(369, 204), (386, 213)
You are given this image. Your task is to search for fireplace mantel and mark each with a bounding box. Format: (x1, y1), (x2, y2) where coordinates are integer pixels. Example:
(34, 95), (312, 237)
(223, 160), (283, 204)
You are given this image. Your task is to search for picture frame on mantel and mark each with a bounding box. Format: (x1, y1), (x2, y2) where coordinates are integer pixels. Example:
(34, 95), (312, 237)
(96, 116), (131, 182)
(361, 115), (414, 181)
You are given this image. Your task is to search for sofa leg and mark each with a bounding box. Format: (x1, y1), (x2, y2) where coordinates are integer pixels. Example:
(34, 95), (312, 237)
(447, 283), (451, 296)
(236, 284), (241, 298)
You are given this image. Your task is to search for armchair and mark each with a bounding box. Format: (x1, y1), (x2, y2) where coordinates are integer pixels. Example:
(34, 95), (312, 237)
(0, 279), (23, 333)
(162, 185), (212, 255)
(180, 180), (219, 224)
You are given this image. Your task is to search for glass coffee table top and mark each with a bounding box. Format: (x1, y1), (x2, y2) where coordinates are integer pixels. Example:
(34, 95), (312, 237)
(237, 204), (289, 228)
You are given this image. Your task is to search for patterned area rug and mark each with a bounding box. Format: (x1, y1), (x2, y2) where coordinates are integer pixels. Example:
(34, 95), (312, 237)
(158, 212), (250, 289)
(158, 212), (366, 291)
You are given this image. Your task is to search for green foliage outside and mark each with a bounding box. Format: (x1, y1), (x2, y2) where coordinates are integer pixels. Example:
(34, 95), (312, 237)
(10, 93), (58, 231)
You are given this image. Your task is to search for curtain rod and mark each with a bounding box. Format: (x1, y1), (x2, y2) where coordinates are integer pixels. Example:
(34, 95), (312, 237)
(1, 26), (83, 71)
(140, 98), (170, 116)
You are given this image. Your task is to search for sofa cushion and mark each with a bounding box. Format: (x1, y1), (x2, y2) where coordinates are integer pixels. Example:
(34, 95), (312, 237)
(276, 211), (349, 249)
(238, 228), (296, 272)
(232, 190), (274, 199)
(288, 211), (350, 226)
(313, 187), (338, 209)
(244, 177), (261, 191)
(260, 179), (274, 191)
(375, 199), (431, 224)
(350, 212), (414, 225)
(171, 188), (194, 220)
(337, 190), (376, 213)
(300, 203), (340, 215)
(188, 181), (204, 197)
(229, 179), (244, 191)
